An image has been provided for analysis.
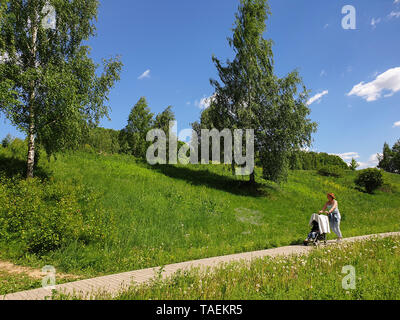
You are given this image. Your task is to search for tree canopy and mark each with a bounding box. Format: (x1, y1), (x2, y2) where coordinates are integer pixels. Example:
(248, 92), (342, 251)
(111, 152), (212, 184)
(120, 97), (154, 158)
(378, 140), (400, 174)
(206, 0), (316, 182)
(0, 0), (122, 177)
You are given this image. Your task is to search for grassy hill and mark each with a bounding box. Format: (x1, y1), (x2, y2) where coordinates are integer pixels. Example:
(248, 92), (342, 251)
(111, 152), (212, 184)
(1, 151), (400, 278)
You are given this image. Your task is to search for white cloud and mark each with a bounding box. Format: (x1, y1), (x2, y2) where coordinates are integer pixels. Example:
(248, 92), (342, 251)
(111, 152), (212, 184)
(347, 67), (400, 102)
(320, 70), (327, 77)
(195, 94), (215, 109)
(393, 121), (400, 128)
(138, 69), (151, 80)
(323, 24), (329, 29)
(395, 0), (400, 4)
(371, 17), (381, 28)
(307, 90), (328, 106)
(334, 152), (360, 161)
(358, 154), (381, 170)
(334, 152), (381, 169)
(388, 11), (400, 18)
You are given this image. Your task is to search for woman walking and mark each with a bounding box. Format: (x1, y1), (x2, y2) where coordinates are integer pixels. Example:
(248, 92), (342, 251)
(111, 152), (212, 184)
(320, 193), (343, 242)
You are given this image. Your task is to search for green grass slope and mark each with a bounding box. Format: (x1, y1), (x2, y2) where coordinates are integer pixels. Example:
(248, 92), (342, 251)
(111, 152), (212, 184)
(39, 152), (400, 276)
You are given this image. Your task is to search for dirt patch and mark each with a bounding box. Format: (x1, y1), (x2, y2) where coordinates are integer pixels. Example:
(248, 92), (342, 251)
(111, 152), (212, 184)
(0, 260), (80, 280)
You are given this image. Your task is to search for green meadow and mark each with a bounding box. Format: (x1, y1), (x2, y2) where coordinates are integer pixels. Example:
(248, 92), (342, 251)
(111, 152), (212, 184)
(2, 150), (399, 282)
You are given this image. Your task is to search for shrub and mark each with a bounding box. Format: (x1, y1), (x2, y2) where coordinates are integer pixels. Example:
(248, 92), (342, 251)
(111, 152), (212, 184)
(355, 168), (384, 194)
(0, 176), (113, 255)
(318, 165), (345, 178)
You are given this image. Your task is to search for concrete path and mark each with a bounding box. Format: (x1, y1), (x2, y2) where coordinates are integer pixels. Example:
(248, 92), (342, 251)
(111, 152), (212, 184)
(2, 231), (400, 300)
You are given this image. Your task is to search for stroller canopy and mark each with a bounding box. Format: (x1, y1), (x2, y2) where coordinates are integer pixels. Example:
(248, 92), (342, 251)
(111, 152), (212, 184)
(309, 214), (331, 234)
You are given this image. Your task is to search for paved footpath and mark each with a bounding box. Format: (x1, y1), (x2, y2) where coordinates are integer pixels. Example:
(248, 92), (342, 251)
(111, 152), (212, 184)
(2, 231), (400, 300)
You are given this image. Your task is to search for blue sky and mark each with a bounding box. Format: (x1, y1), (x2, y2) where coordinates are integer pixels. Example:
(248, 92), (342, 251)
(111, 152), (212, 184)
(1, 0), (400, 168)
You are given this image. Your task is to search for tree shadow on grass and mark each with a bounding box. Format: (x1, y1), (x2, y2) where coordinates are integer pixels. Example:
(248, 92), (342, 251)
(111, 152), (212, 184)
(147, 163), (272, 198)
(353, 186), (370, 194)
(0, 155), (49, 180)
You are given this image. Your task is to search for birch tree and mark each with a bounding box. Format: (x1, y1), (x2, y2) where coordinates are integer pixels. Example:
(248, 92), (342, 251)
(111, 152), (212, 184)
(210, 0), (316, 183)
(0, 0), (122, 178)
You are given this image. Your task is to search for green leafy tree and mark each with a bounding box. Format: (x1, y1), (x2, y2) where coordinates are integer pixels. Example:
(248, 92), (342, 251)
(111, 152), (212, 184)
(154, 106), (175, 134)
(256, 73), (316, 182)
(121, 97), (154, 158)
(0, 0), (122, 178)
(0, 0), (18, 111)
(392, 140), (400, 174)
(153, 105), (176, 162)
(85, 127), (120, 154)
(191, 107), (222, 165)
(355, 168), (384, 194)
(118, 131), (130, 155)
(288, 151), (348, 171)
(318, 165), (344, 178)
(349, 158), (359, 171)
(209, 0), (316, 183)
(378, 141), (399, 174)
(1, 133), (13, 148)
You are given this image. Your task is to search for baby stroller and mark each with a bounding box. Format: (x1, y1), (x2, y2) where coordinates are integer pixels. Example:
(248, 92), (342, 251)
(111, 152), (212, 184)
(303, 214), (330, 246)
